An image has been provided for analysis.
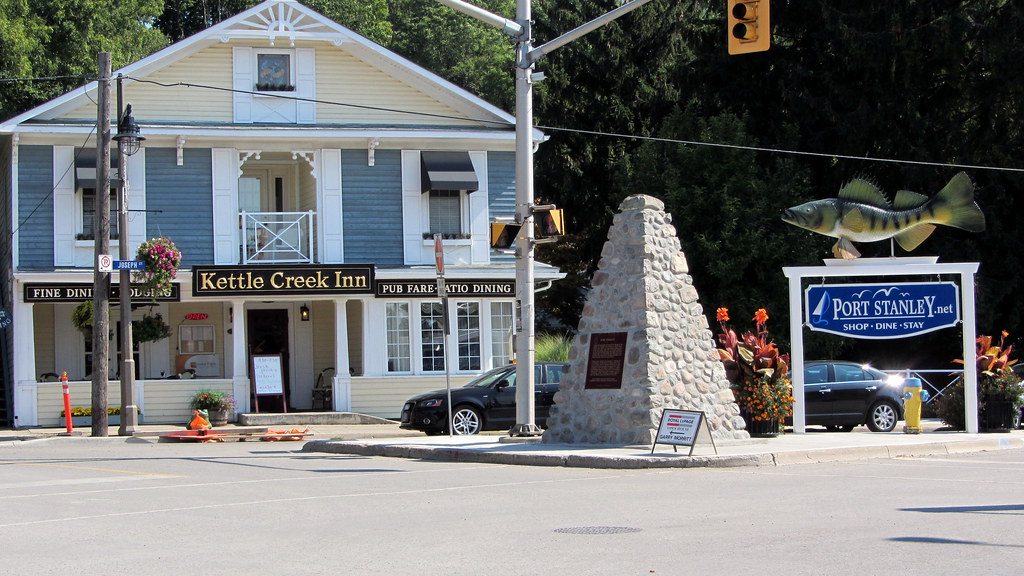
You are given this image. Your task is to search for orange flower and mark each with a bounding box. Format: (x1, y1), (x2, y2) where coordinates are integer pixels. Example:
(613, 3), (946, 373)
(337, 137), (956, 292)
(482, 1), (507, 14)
(716, 307), (730, 323)
(753, 308), (769, 325)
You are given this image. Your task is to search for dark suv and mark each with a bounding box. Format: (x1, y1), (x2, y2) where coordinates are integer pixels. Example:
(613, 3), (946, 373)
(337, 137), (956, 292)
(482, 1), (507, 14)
(399, 363), (568, 435)
(801, 360), (906, 432)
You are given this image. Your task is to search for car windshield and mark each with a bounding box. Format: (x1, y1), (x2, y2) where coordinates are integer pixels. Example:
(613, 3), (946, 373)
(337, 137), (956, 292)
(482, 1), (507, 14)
(463, 368), (515, 388)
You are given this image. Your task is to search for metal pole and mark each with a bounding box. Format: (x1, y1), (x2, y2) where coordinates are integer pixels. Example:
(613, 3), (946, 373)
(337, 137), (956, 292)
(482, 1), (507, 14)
(116, 75), (139, 436)
(433, 0), (660, 437)
(509, 0), (541, 436)
(92, 53), (112, 438)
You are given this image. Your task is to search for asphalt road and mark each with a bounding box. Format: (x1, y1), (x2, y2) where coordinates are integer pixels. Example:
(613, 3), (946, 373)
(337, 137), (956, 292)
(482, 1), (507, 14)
(1, 439), (1021, 575)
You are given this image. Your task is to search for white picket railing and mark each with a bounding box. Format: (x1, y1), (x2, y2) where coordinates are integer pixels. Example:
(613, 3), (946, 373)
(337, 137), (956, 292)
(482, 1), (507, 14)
(241, 211), (314, 264)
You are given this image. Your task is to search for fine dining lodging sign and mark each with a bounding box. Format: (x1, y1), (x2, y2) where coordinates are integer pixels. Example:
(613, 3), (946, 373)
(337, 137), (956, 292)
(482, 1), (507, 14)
(804, 282), (960, 339)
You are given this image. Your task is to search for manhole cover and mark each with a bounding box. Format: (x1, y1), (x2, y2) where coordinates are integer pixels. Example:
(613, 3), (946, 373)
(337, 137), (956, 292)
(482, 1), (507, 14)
(554, 526), (642, 535)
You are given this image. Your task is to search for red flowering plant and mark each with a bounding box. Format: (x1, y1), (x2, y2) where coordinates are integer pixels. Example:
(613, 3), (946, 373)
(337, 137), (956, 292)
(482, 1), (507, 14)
(938, 331), (1024, 429)
(716, 307), (794, 423)
(133, 237), (182, 301)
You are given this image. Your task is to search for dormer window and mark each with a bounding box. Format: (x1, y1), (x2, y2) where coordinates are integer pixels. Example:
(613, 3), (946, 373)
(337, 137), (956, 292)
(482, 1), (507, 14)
(255, 51), (294, 92)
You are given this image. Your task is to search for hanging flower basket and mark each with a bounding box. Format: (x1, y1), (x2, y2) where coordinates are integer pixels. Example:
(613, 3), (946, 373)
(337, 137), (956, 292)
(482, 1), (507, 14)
(133, 237), (182, 302)
(134, 313), (171, 343)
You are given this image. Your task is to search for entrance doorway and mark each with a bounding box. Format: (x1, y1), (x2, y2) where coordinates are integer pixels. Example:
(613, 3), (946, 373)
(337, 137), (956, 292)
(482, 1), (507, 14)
(248, 309), (290, 411)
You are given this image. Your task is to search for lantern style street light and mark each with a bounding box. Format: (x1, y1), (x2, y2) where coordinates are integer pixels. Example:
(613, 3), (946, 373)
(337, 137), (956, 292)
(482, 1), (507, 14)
(112, 76), (144, 436)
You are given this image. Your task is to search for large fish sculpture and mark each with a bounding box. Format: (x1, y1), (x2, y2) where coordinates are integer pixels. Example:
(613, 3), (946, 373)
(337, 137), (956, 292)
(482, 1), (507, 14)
(781, 172), (985, 259)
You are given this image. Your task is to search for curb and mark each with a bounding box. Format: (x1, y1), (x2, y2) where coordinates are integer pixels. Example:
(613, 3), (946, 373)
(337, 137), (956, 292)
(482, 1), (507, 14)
(302, 436), (1024, 469)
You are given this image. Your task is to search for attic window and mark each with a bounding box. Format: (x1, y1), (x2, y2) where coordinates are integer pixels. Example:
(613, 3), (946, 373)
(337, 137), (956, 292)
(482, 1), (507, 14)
(255, 52), (294, 92)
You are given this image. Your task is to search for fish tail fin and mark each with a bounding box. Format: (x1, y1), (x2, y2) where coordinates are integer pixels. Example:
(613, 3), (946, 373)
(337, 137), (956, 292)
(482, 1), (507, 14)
(895, 223), (936, 252)
(930, 172), (986, 232)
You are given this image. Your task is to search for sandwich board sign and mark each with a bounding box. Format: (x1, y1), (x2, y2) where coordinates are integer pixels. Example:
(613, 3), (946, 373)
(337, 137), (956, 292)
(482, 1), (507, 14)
(652, 409), (717, 456)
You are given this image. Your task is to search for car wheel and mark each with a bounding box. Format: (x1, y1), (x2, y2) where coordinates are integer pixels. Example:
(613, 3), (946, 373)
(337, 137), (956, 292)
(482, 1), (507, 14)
(451, 406), (482, 435)
(826, 425), (856, 432)
(867, 401), (899, 432)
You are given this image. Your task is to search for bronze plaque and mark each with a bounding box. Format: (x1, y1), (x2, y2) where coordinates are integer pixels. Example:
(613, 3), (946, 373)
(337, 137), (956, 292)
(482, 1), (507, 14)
(584, 332), (627, 389)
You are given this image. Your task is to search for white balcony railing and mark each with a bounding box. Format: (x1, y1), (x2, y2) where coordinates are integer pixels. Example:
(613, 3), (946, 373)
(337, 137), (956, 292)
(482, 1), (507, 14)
(242, 211), (314, 264)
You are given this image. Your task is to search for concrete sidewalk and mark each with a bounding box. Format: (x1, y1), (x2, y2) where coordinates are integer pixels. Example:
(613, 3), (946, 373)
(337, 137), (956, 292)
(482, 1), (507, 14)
(302, 424), (1024, 468)
(3, 419), (1021, 469)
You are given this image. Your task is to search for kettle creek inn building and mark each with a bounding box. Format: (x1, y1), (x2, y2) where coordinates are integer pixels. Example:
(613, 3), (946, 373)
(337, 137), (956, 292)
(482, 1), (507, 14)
(0, 0), (563, 427)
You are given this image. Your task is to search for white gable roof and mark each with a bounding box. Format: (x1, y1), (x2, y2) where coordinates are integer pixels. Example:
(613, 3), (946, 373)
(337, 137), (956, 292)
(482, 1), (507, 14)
(2, 0), (520, 138)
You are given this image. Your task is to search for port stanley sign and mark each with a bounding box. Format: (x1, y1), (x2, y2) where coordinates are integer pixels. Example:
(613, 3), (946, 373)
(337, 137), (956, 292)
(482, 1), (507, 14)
(805, 282), (960, 339)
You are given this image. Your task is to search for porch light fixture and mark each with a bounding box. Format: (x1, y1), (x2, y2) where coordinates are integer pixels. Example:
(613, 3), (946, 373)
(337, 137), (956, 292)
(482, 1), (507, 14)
(113, 103), (145, 156)
(300, 304), (310, 321)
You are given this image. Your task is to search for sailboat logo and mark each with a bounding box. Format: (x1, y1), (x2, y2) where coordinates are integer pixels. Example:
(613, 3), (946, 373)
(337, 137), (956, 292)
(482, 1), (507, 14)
(810, 291), (830, 326)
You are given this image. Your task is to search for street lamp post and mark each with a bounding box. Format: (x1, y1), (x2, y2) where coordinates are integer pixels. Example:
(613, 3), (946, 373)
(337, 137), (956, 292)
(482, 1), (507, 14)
(113, 75), (144, 436)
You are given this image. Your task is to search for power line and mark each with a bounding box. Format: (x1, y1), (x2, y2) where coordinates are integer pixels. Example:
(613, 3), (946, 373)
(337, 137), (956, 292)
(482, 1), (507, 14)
(534, 125), (1024, 174)
(7, 73), (1024, 174)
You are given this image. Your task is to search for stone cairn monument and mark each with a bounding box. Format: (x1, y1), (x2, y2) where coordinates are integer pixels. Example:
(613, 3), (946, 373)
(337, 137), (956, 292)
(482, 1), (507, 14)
(543, 194), (749, 445)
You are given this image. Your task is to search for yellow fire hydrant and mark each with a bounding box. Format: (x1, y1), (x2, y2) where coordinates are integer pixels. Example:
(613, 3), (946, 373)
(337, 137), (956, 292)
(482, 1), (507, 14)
(902, 378), (929, 434)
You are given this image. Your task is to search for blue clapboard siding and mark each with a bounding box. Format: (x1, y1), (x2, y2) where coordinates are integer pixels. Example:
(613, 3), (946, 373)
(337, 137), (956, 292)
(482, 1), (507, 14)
(145, 148), (214, 266)
(487, 151), (516, 217)
(17, 146), (55, 270)
(341, 149), (404, 266)
(487, 151), (516, 263)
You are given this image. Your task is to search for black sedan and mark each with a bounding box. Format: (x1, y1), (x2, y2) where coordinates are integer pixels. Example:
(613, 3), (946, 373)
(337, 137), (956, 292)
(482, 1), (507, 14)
(801, 360), (906, 432)
(399, 362), (568, 435)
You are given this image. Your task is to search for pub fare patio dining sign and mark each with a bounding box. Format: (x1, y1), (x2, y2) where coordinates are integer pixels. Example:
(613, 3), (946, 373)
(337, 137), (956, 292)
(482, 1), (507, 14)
(805, 282), (960, 339)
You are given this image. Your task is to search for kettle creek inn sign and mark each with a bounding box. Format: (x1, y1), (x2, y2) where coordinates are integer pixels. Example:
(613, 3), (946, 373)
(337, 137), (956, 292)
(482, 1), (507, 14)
(805, 281), (960, 339)
(190, 264), (513, 298)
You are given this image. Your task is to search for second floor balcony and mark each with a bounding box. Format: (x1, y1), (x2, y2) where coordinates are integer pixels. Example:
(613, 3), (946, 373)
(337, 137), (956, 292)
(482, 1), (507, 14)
(242, 211), (315, 264)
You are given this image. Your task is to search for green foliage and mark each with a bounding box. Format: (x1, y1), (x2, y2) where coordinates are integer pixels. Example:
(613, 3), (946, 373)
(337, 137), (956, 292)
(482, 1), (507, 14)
(133, 313), (171, 343)
(0, 0), (167, 120)
(189, 389), (235, 411)
(71, 300), (95, 332)
(535, 332), (572, 363)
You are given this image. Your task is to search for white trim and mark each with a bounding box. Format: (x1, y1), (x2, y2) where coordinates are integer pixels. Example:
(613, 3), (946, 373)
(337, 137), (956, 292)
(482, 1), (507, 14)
(212, 148), (240, 264)
(784, 258), (980, 434)
(53, 146), (76, 267)
(318, 148), (343, 263)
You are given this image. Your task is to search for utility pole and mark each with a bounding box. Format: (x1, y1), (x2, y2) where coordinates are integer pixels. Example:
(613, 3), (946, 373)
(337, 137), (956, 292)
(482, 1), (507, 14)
(92, 53), (112, 437)
(436, 0), (660, 436)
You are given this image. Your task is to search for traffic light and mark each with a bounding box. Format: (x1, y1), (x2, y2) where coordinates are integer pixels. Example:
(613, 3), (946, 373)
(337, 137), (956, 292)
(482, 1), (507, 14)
(490, 221), (521, 249)
(727, 0), (770, 55)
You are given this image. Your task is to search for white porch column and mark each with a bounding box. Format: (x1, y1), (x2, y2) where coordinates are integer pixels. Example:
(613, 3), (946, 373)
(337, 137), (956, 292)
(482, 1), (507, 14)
(230, 300), (250, 413)
(333, 299), (352, 411)
(12, 284), (38, 426)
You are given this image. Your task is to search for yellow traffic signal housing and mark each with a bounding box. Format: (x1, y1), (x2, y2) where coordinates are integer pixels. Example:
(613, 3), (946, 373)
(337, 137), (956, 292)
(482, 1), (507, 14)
(490, 222), (521, 249)
(727, 0), (770, 55)
(535, 208), (565, 238)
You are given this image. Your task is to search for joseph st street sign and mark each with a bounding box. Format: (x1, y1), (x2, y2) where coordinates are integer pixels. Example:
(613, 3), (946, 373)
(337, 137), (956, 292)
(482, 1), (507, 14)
(805, 282), (960, 339)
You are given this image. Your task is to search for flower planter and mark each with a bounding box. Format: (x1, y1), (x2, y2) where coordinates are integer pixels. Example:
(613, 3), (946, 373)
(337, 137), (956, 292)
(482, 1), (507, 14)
(980, 400), (1014, 432)
(744, 417), (781, 438)
(60, 413), (143, 427)
(62, 415), (118, 427)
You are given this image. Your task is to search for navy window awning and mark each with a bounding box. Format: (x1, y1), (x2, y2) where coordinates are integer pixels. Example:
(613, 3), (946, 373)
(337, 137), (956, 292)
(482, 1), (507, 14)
(75, 148), (121, 189)
(420, 151), (479, 193)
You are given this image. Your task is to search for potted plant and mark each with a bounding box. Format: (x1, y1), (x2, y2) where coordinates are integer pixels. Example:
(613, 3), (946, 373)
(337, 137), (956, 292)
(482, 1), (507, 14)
(716, 307), (793, 437)
(938, 331), (1024, 431)
(189, 389), (236, 426)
